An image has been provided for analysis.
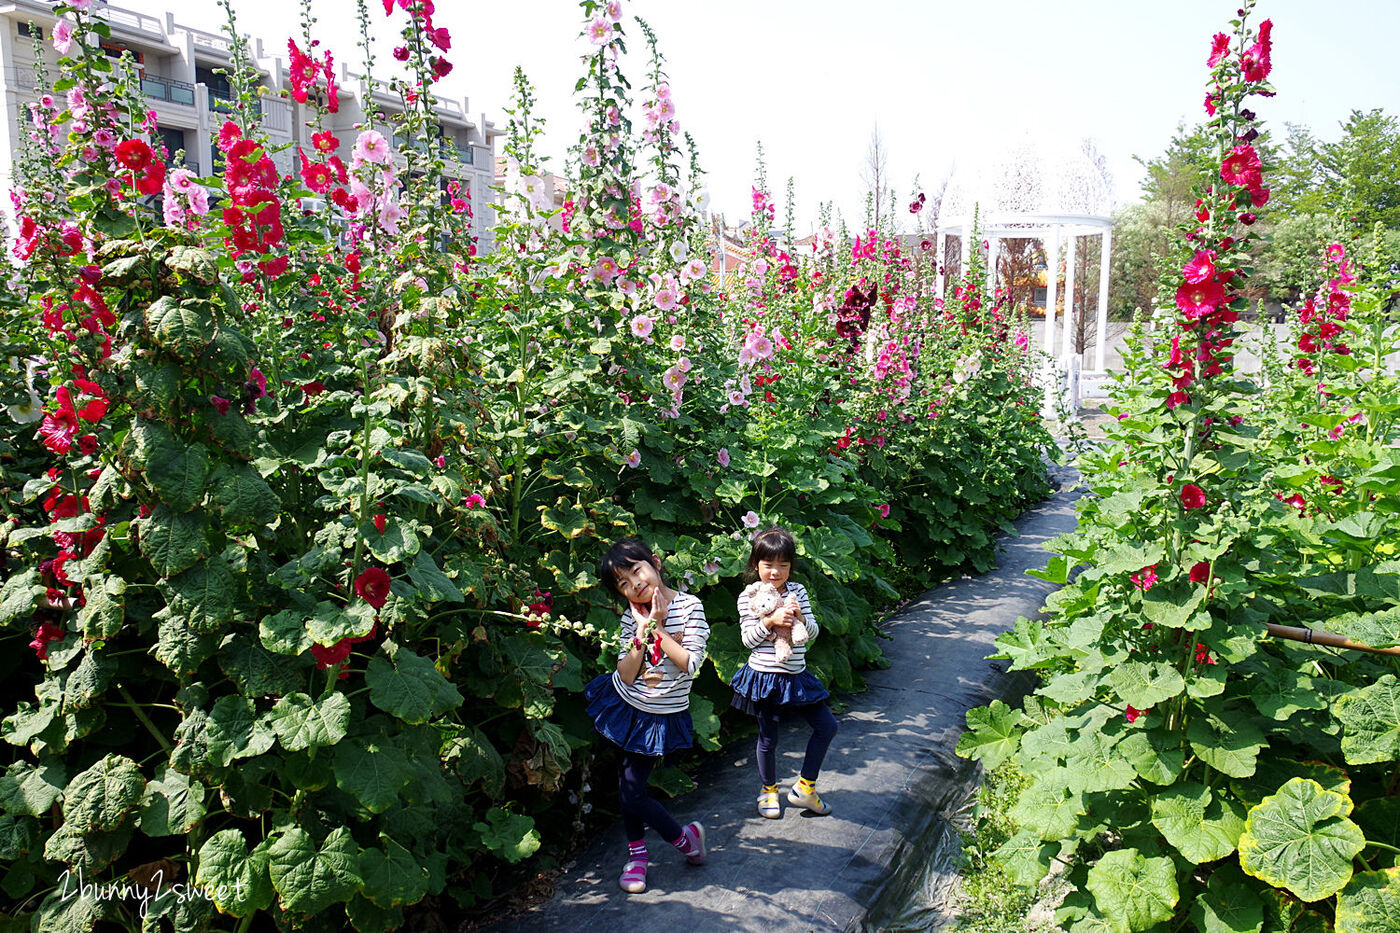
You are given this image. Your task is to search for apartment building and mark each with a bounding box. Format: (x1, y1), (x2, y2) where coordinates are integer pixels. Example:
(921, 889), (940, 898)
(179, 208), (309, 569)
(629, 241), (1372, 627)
(0, 0), (500, 251)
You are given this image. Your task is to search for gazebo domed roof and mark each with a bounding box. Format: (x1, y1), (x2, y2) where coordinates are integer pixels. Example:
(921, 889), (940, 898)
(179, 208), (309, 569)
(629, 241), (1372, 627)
(941, 136), (1114, 222)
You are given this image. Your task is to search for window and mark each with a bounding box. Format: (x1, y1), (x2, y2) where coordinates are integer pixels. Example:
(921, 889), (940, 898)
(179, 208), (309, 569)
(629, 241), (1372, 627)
(17, 21), (44, 40)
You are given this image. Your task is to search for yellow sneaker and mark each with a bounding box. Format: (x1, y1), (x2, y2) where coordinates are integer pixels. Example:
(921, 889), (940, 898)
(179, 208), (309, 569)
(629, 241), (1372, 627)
(757, 785), (782, 819)
(787, 782), (831, 815)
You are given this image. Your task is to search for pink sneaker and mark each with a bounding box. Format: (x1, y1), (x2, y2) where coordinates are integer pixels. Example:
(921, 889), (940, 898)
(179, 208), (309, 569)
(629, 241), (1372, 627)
(681, 821), (706, 865)
(618, 858), (648, 894)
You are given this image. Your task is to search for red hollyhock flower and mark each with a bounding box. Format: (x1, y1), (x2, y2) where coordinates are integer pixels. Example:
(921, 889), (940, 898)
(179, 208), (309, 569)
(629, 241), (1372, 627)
(115, 139), (154, 171)
(135, 160), (166, 196)
(373, 513), (386, 534)
(1220, 145), (1262, 189)
(217, 121), (242, 152)
(1175, 279), (1225, 318)
(311, 638), (354, 669)
(1189, 561), (1211, 583)
(29, 621), (66, 660)
(392, 45), (410, 61)
(354, 567), (392, 608)
(429, 26), (451, 50)
(1206, 32), (1230, 67)
(39, 388), (81, 453)
(1182, 250), (1216, 285)
(430, 56), (452, 79)
(302, 381), (325, 396)
(1179, 484), (1207, 509)
(1241, 19), (1272, 82)
(312, 130), (339, 153)
(1125, 705), (1149, 724)
(1166, 391), (1191, 409)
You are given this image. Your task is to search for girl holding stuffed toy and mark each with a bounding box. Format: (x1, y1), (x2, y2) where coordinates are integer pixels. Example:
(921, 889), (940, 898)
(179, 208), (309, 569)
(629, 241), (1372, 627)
(584, 537), (710, 894)
(731, 526), (839, 819)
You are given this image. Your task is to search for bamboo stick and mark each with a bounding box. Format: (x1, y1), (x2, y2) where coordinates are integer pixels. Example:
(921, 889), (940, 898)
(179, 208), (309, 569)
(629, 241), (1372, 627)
(1264, 622), (1400, 658)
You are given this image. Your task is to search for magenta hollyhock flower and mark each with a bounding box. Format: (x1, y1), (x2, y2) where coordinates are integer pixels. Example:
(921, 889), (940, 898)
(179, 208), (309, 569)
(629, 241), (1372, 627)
(1241, 19), (1272, 82)
(1206, 32), (1230, 67)
(1125, 705), (1149, 724)
(354, 567), (392, 609)
(1179, 484), (1207, 510)
(1175, 279), (1225, 318)
(464, 493), (485, 508)
(878, 503), (891, 518)
(210, 396), (230, 415)
(1182, 250), (1216, 285)
(717, 448), (730, 468)
(1130, 565), (1159, 591)
(1166, 391), (1190, 409)
(1220, 145), (1262, 189)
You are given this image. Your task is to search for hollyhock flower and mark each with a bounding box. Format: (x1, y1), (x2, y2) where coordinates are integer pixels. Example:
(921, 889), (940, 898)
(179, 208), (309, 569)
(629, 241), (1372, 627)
(434, 455), (446, 468)
(1241, 19), (1272, 82)
(1166, 391), (1191, 409)
(1182, 250), (1216, 285)
(1206, 32), (1230, 67)
(1179, 484), (1207, 509)
(625, 449), (641, 468)
(429, 26), (451, 50)
(210, 396), (230, 415)
(878, 504), (891, 518)
(312, 131), (339, 154)
(115, 139), (154, 171)
(587, 15), (614, 45)
(217, 121), (242, 152)
(52, 18), (74, 55)
(662, 368), (687, 392)
(354, 566), (392, 608)
(717, 448), (730, 467)
(464, 493), (486, 508)
(1130, 565), (1159, 591)
(1176, 279), (1225, 318)
(430, 57), (452, 79)
(1284, 493), (1306, 512)
(450, 198), (468, 213)
(38, 401), (80, 453)
(728, 390), (748, 406)
(1189, 561), (1211, 583)
(605, 0), (622, 20)
(311, 638), (354, 669)
(373, 513), (386, 534)
(1220, 145), (1262, 189)
(677, 357), (692, 373)
(742, 510), (760, 528)
(1125, 705), (1148, 724)
(745, 334), (774, 361)
(654, 288), (679, 312)
(630, 315), (654, 338)
(30, 621), (66, 660)
(353, 130), (390, 165)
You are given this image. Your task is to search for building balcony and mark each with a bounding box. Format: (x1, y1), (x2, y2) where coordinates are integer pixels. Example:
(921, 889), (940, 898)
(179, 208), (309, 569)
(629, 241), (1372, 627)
(139, 72), (195, 107)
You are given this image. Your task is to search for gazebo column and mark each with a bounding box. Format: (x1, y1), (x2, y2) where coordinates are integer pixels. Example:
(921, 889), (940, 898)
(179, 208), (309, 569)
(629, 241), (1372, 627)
(1095, 229), (1112, 371)
(986, 235), (999, 296)
(1062, 233), (1077, 361)
(1043, 228), (1059, 353)
(960, 231), (971, 284)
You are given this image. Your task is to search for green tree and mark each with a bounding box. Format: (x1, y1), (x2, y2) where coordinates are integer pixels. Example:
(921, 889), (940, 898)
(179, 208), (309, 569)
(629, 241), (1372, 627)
(1315, 109), (1400, 230)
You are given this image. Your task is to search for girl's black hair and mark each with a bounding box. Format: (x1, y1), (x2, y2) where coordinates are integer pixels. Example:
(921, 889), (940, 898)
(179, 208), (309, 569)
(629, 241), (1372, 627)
(598, 537), (667, 600)
(745, 527), (797, 581)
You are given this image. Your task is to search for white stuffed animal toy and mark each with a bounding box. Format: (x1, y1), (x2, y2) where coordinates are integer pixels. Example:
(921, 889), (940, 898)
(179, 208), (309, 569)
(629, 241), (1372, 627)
(743, 581), (809, 663)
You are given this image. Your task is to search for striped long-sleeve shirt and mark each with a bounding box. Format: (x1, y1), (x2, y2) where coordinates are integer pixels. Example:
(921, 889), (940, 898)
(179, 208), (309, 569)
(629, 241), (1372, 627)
(610, 592), (710, 715)
(739, 581), (819, 674)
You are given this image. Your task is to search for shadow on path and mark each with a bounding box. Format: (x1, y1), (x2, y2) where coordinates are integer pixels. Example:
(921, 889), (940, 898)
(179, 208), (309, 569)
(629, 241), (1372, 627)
(486, 480), (1082, 932)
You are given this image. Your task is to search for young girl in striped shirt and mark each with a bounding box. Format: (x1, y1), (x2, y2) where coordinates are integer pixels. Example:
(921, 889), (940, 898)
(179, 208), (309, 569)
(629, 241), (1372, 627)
(584, 537), (709, 894)
(730, 527), (840, 819)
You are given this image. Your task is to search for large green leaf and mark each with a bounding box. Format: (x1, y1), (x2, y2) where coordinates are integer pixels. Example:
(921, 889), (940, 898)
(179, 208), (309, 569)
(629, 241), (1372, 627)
(268, 692), (351, 752)
(1117, 728), (1185, 785)
(1150, 781), (1247, 864)
(1239, 777), (1365, 902)
(261, 607), (314, 655)
(77, 575), (125, 640)
(0, 568), (43, 626)
(194, 829), (274, 917)
(364, 520), (420, 564)
(1062, 731), (1138, 794)
(357, 834), (429, 908)
(1251, 668), (1329, 721)
(144, 439), (212, 513)
(0, 759), (66, 817)
(0, 812), (39, 860)
(139, 506), (210, 577)
(1084, 848), (1178, 931)
(1336, 867), (1400, 933)
(992, 828), (1059, 887)
(306, 601), (375, 647)
(161, 558), (238, 633)
(1108, 660), (1185, 709)
(31, 889), (109, 933)
(1010, 768), (1084, 840)
(61, 754), (145, 832)
(205, 695), (276, 766)
(152, 608), (219, 677)
(1189, 863), (1264, 933)
(955, 700), (1026, 769)
(473, 807), (541, 864)
(1188, 706), (1266, 778)
(218, 632), (306, 697)
(209, 462), (279, 527)
(1335, 675), (1400, 765)
(333, 737), (413, 813)
(137, 764), (206, 837)
(444, 726), (505, 796)
(267, 826), (361, 918)
(366, 641), (461, 724)
(408, 549), (464, 603)
(145, 295), (216, 359)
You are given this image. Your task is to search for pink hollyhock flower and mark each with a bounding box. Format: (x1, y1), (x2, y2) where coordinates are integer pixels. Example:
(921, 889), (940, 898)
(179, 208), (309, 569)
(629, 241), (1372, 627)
(1179, 484), (1207, 510)
(677, 357), (693, 373)
(1206, 32), (1230, 67)
(625, 449), (641, 468)
(354, 567), (392, 609)
(1182, 250), (1216, 285)
(741, 510), (760, 528)
(353, 130), (390, 165)
(630, 315), (654, 338)
(745, 334), (774, 360)
(586, 16), (613, 44)
(878, 503), (891, 518)
(38, 397), (80, 453)
(52, 19), (74, 55)
(605, 0), (622, 21)
(717, 448), (730, 467)
(1130, 565), (1159, 591)
(662, 368), (687, 392)
(670, 334), (686, 351)
(464, 493), (486, 508)
(1175, 279), (1225, 318)
(654, 288), (678, 312)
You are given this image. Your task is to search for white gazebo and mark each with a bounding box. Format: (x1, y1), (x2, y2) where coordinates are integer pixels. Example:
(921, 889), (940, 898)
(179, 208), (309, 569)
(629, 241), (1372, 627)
(934, 137), (1114, 403)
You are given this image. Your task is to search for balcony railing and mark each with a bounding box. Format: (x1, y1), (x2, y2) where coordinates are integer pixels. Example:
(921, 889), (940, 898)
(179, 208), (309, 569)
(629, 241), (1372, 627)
(140, 73), (195, 107)
(187, 28), (234, 54)
(93, 2), (165, 37)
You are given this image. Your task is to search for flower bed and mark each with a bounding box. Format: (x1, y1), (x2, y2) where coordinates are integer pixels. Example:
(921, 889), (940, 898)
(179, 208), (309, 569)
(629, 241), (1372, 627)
(0, 0), (1052, 929)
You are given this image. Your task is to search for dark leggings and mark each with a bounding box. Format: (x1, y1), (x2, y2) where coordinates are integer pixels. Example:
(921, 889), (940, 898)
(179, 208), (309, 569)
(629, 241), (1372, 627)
(617, 749), (683, 844)
(756, 701), (839, 786)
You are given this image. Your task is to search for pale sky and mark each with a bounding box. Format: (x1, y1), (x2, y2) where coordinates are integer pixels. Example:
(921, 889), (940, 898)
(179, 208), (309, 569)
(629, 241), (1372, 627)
(118, 0), (1400, 233)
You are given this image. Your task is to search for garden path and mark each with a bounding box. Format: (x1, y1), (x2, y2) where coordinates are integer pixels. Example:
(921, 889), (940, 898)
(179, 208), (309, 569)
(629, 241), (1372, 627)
(486, 467), (1082, 932)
